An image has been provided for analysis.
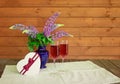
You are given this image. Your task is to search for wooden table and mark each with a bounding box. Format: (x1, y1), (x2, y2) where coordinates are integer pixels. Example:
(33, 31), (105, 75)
(92, 60), (120, 78)
(0, 59), (120, 78)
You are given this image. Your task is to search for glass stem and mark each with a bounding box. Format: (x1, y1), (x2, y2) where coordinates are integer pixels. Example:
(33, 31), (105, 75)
(53, 59), (56, 68)
(53, 59), (56, 64)
(62, 58), (64, 63)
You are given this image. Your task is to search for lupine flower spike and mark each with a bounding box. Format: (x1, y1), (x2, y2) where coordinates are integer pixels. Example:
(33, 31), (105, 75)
(9, 12), (73, 51)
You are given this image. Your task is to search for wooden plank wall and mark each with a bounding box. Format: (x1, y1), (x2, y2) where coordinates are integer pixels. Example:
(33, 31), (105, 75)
(0, 0), (120, 59)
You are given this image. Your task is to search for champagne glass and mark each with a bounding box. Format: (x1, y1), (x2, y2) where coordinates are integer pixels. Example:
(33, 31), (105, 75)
(60, 40), (68, 62)
(50, 41), (59, 65)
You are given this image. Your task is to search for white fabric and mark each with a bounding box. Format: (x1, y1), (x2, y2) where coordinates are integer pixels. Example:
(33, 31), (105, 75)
(0, 61), (120, 84)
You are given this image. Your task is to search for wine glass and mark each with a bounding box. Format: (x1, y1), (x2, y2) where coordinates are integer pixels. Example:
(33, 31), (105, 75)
(50, 41), (59, 65)
(59, 40), (68, 62)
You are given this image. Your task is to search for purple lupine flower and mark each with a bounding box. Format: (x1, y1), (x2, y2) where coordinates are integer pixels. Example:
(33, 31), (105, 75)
(10, 24), (26, 31)
(22, 26), (39, 38)
(51, 24), (64, 32)
(10, 24), (39, 38)
(51, 31), (73, 40)
(43, 12), (60, 37)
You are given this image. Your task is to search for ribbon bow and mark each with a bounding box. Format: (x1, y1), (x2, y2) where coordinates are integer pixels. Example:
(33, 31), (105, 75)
(20, 53), (39, 75)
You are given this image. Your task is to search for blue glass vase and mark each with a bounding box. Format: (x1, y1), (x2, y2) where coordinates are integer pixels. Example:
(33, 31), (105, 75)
(37, 46), (49, 69)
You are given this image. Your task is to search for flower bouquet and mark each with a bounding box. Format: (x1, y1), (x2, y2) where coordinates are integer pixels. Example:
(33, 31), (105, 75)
(9, 12), (73, 70)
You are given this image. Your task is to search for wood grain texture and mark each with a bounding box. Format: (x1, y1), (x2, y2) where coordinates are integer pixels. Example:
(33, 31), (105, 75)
(0, 0), (112, 7)
(0, 0), (120, 7)
(0, 18), (120, 28)
(1, 37), (120, 47)
(1, 27), (120, 37)
(99, 60), (120, 76)
(0, 0), (120, 59)
(0, 8), (108, 17)
(0, 8), (120, 18)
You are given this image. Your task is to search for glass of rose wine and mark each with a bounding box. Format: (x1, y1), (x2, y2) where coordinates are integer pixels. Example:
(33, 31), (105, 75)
(50, 41), (59, 65)
(60, 40), (68, 62)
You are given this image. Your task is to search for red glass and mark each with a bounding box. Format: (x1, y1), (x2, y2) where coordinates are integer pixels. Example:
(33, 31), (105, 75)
(50, 45), (59, 59)
(59, 40), (68, 62)
(50, 43), (59, 64)
(60, 44), (68, 57)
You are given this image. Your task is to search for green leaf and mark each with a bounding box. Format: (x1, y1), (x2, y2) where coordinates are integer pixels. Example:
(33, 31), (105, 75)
(28, 46), (34, 51)
(47, 37), (54, 43)
(27, 33), (54, 51)
(28, 42), (34, 51)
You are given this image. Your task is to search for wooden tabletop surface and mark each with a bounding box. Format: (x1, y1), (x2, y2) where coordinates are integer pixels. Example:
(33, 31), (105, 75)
(0, 59), (120, 78)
